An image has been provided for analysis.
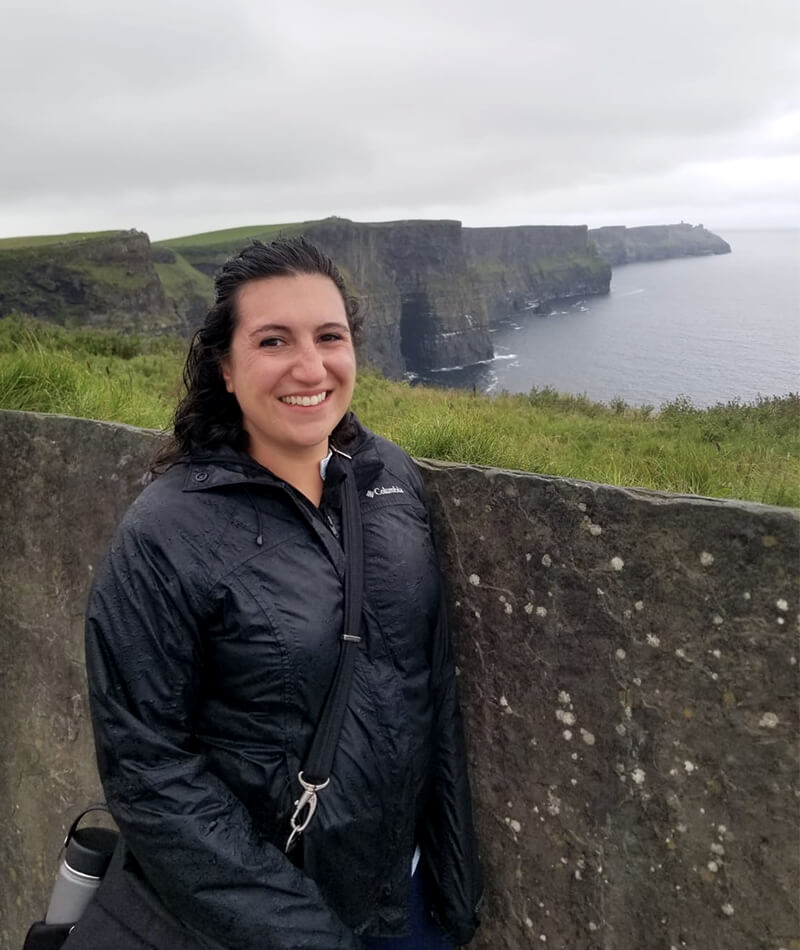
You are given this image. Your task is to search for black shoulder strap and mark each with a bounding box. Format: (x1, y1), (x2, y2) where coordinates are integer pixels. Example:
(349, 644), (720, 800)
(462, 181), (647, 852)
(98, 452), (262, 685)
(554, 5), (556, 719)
(286, 450), (363, 852)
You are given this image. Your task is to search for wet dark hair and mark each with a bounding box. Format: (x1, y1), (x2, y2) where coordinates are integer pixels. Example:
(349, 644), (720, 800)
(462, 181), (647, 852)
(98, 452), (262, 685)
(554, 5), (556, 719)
(152, 237), (362, 472)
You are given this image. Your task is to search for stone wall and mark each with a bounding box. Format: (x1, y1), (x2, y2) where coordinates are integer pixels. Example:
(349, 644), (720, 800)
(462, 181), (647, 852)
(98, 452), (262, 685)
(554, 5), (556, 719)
(1, 409), (797, 950)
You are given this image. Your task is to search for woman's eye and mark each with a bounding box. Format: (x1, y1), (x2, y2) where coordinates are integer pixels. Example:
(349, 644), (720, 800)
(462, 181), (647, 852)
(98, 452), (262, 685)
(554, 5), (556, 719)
(259, 337), (284, 348)
(319, 332), (343, 343)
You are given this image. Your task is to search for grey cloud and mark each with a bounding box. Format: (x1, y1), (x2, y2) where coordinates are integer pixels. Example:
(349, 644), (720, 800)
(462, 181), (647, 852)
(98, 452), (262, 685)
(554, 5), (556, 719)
(1, 0), (798, 235)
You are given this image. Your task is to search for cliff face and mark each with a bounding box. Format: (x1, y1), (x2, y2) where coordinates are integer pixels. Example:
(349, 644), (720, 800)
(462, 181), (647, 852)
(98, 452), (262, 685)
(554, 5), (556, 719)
(304, 218), (493, 374)
(463, 225), (611, 324)
(163, 218), (495, 376)
(164, 218), (611, 375)
(0, 231), (182, 333)
(3, 219), (725, 379)
(151, 245), (214, 335)
(590, 223), (731, 266)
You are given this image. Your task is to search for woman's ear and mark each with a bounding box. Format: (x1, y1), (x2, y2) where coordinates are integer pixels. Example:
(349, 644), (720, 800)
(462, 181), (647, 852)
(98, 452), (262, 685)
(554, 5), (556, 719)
(219, 357), (234, 394)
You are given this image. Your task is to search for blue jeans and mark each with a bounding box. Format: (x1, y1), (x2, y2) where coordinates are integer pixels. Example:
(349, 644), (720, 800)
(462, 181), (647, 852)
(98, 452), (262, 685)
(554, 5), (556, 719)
(361, 873), (453, 949)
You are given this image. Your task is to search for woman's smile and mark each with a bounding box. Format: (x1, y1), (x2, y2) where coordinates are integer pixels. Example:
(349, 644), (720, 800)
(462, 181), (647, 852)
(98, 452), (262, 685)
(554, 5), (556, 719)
(279, 391), (329, 407)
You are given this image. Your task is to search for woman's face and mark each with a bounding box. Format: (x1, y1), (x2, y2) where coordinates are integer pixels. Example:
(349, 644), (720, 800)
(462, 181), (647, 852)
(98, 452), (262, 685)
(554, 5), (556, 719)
(220, 273), (356, 470)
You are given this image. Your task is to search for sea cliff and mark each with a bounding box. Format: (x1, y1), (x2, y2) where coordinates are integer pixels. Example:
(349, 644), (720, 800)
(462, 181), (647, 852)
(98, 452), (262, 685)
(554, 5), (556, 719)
(292, 217), (494, 376)
(161, 218), (611, 373)
(0, 230), (180, 333)
(463, 225), (610, 323)
(590, 223), (731, 266)
(0, 219), (730, 378)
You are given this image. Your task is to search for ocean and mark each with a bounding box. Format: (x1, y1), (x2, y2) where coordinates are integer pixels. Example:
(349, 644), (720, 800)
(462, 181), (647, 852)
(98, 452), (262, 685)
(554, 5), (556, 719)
(414, 229), (799, 408)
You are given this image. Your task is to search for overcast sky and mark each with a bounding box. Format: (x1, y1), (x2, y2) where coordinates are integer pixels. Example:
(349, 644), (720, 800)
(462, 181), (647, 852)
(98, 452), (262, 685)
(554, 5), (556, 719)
(1, 0), (798, 240)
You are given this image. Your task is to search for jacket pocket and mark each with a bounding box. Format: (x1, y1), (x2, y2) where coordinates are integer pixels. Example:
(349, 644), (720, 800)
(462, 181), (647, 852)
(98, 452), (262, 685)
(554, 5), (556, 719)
(62, 899), (160, 950)
(63, 842), (209, 950)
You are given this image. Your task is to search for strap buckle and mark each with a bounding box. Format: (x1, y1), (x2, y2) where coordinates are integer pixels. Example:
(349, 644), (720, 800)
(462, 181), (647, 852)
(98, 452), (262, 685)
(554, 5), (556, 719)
(285, 772), (330, 853)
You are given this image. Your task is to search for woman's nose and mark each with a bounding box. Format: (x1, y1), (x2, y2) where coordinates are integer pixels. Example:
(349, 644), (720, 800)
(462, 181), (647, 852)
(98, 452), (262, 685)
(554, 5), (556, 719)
(291, 343), (325, 382)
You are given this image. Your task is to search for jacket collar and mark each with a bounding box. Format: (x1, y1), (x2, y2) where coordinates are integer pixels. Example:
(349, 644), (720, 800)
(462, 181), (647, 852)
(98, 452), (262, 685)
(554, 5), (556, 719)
(180, 413), (381, 494)
(181, 444), (277, 493)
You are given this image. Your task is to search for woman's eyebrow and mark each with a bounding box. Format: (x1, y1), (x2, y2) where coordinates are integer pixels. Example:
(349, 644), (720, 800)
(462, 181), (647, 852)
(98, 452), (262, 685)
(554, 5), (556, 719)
(247, 320), (350, 339)
(248, 323), (291, 338)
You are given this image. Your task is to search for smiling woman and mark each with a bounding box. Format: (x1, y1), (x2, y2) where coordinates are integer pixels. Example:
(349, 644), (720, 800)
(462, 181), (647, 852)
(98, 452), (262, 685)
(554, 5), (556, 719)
(219, 273), (357, 504)
(63, 238), (482, 950)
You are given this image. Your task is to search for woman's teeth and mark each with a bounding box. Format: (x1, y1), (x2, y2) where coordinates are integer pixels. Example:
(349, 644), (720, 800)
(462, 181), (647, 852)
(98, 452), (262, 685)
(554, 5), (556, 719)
(280, 392), (327, 407)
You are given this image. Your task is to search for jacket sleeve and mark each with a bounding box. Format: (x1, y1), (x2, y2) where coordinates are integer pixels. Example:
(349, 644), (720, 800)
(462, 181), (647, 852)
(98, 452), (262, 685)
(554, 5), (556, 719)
(85, 513), (359, 950)
(419, 591), (483, 946)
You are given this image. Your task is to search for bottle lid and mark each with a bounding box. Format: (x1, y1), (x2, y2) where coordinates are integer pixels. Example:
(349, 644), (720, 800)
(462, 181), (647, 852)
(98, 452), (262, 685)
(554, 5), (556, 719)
(65, 826), (119, 878)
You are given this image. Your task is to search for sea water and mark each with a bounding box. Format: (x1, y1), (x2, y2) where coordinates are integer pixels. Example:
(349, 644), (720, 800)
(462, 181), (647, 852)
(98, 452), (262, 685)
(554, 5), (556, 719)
(414, 229), (799, 408)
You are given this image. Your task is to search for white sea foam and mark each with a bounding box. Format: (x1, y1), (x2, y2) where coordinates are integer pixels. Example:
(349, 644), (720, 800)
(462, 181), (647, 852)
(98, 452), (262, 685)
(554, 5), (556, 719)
(429, 352), (519, 373)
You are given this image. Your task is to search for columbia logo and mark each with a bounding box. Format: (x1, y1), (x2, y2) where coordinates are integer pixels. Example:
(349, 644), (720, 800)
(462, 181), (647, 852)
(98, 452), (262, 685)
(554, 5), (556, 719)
(366, 485), (405, 499)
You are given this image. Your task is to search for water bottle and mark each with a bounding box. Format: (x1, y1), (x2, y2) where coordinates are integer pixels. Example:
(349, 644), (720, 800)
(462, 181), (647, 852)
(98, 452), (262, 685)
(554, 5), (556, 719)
(45, 806), (118, 925)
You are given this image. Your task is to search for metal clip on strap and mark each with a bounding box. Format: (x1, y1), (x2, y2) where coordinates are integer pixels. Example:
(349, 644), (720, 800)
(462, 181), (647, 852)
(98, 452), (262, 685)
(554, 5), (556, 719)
(283, 450), (363, 854)
(286, 772), (330, 853)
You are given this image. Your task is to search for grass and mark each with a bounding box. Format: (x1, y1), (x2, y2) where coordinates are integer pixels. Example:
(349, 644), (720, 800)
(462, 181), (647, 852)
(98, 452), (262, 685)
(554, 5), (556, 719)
(80, 262), (154, 290)
(1, 315), (797, 507)
(0, 231), (124, 250)
(154, 251), (214, 301)
(154, 221), (313, 250)
(353, 375), (800, 508)
(154, 222), (316, 277)
(0, 316), (184, 428)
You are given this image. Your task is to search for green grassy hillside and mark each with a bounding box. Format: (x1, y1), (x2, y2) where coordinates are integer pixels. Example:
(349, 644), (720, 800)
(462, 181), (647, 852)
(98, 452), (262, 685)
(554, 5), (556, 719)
(0, 230), (124, 250)
(0, 315), (184, 426)
(0, 230), (177, 330)
(153, 250), (214, 299)
(0, 230), (215, 333)
(156, 221), (317, 276)
(1, 316), (797, 507)
(151, 249), (215, 327)
(155, 221), (312, 249)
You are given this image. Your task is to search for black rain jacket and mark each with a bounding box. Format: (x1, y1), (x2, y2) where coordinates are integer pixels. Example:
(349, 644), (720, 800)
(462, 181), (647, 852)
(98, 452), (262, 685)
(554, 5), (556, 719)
(73, 418), (481, 950)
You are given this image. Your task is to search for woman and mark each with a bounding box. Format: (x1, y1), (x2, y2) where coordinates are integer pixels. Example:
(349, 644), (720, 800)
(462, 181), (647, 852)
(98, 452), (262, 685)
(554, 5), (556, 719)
(66, 238), (482, 949)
